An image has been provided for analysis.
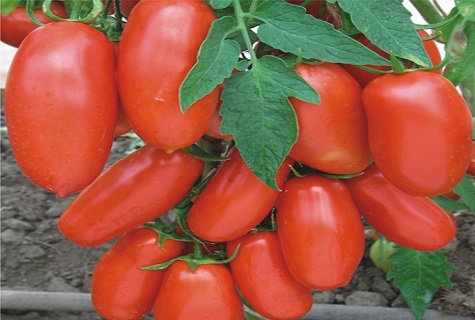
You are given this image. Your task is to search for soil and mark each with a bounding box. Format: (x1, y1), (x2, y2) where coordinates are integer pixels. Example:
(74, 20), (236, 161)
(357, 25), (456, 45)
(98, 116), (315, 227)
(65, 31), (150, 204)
(1, 88), (474, 319)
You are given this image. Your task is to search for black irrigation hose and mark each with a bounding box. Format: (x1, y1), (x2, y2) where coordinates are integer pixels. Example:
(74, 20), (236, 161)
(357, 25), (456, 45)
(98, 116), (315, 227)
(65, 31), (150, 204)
(1, 290), (474, 320)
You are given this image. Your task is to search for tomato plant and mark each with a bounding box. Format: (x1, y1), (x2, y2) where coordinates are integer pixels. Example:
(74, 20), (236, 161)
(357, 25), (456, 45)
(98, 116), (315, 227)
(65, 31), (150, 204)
(345, 165), (456, 251)
(227, 231), (313, 320)
(289, 62), (371, 174)
(91, 227), (186, 320)
(362, 71), (473, 197)
(117, 0), (219, 153)
(153, 261), (244, 320)
(58, 145), (204, 246)
(276, 175), (365, 290)
(4, 21), (117, 198)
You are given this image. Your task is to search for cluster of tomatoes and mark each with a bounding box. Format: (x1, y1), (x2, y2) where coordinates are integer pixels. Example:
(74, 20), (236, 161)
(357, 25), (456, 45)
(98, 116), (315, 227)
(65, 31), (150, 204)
(3, 0), (475, 319)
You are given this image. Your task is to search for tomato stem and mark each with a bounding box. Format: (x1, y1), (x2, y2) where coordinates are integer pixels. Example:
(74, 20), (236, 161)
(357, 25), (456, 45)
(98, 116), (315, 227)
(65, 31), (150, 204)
(232, 0), (258, 63)
(409, 0), (445, 24)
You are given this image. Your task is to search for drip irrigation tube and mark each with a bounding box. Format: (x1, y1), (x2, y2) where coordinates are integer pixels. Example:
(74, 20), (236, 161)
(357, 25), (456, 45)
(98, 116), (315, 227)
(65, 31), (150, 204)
(1, 290), (474, 320)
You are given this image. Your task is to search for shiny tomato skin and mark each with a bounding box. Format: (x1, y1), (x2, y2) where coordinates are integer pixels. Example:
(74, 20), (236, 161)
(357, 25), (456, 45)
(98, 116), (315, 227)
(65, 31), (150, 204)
(227, 231), (313, 319)
(468, 141), (475, 176)
(5, 22), (117, 198)
(153, 261), (243, 320)
(362, 71), (473, 197)
(341, 30), (442, 87)
(0, 2), (67, 47)
(345, 165), (456, 251)
(58, 145), (204, 247)
(117, 0), (219, 153)
(276, 175), (365, 290)
(289, 62), (371, 174)
(187, 147), (293, 242)
(91, 227), (186, 320)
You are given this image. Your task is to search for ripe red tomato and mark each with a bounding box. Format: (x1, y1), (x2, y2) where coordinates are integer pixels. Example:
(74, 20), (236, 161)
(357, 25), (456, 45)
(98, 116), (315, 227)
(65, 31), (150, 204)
(468, 141), (475, 176)
(362, 71), (473, 197)
(341, 30), (443, 86)
(58, 145), (204, 247)
(117, 0), (219, 153)
(5, 22), (117, 198)
(187, 147), (293, 242)
(91, 227), (186, 320)
(0, 1), (67, 47)
(227, 231), (313, 319)
(205, 101), (233, 140)
(289, 62), (371, 174)
(102, 0), (140, 16)
(153, 261), (244, 320)
(345, 165), (456, 251)
(276, 175), (365, 290)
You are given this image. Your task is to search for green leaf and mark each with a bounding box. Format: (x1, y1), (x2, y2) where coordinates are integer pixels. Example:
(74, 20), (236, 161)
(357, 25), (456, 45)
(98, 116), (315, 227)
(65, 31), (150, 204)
(180, 16), (241, 111)
(220, 55), (319, 189)
(431, 196), (469, 212)
(207, 0), (232, 10)
(454, 174), (475, 213)
(252, 0), (390, 66)
(444, 20), (475, 85)
(387, 247), (455, 320)
(456, 0), (475, 21)
(1, 0), (21, 15)
(337, 0), (431, 67)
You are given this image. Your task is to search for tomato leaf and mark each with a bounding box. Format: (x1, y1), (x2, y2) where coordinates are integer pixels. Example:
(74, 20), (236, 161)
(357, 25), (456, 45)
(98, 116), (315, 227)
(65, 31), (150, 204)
(220, 55), (319, 189)
(456, 0), (475, 21)
(252, 0), (390, 66)
(453, 174), (475, 214)
(444, 20), (475, 85)
(180, 16), (241, 111)
(431, 196), (469, 212)
(207, 0), (232, 10)
(1, 0), (21, 15)
(387, 247), (455, 320)
(336, 0), (431, 67)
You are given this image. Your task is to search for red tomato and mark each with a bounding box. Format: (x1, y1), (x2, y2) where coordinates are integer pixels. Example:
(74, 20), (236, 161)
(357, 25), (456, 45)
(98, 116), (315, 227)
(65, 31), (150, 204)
(91, 227), (186, 320)
(187, 147), (293, 242)
(102, 0), (141, 16)
(341, 30), (443, 86)
(227, 231), (313, 319)
(468, 141), (475, 176)
(205, 101), (233, 140)
(287, 0), (322, 17)
(0, 1), (67, 47)
(289, 62), (371, 174)
(276, 175), (365, 290)
(5, 22), (117, 198)
(362, 71), (473, 197)
(345, 165), (456, 251)
(58, 145), (204, 246)
(153, 261), (243, 320)
(117, 0), (219, 153)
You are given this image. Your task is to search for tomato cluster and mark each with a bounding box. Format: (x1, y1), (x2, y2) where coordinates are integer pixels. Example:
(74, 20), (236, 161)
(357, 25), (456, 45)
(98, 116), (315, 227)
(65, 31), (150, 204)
(3, 0), (474, 319)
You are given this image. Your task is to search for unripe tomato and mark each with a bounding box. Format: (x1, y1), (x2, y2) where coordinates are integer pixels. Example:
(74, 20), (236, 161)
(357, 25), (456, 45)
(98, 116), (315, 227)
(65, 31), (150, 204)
(341, 30), (443, 86)
(369, 238), (396, 273)
(5, 22), (117, 198)
(345, 165), (456, 251)
(91, 227), (186, 320)
(117, 0), (219, 153)
(227, 231), (313, 319)
(153, 261), (244, 320)
(289, 62), (371, 174)
(362, 71), (473, 197)
(187, 147), (293, 242)
(276, 175), (365, 290)
(58, 145), (204, 247)
(0, 1), (67, 47)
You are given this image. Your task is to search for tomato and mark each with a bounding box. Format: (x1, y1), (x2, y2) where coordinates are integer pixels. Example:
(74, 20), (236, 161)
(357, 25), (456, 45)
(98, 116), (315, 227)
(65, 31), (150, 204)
(91, 227), (186, 320)
(345, 165), (456, 251)
(102, 0), (141, 16)
(468, 141), (475, 176)
(362, 71), (473, 197)
(4, 22), (117, 198)
(287, 0), (322, 17)
(117, 0), (219, 153)
(205, 101), (233, 140)
(153, 261), (243, 320)
(187, 147), (293, 242)
(227, 231), (313, 319)
(369, 238), (396, 273)
(58, 145), (204, 247)
(341, 30), (443, 86)
(289, 62), (371, 174)
(0, 1), (67, 47)
(276, 175), (365, 290)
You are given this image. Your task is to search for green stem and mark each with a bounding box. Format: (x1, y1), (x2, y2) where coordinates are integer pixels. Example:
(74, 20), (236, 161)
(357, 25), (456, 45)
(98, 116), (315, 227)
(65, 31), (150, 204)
(409, 0), (444, 24)
(232, 0), (258, 63)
